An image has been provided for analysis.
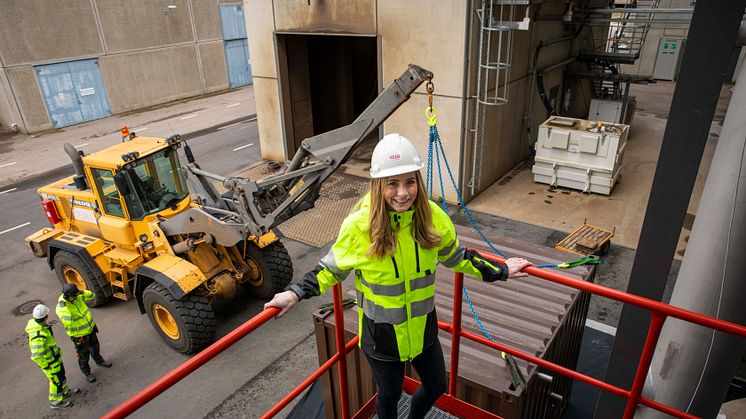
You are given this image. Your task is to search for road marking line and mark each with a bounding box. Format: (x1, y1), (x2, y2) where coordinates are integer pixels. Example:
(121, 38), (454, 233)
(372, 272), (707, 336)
(226, 103), (241, 108)
(180, 114), (199, 120)
(0, 222), (31, 235)
(217, 122), (242, 131)
(74, 143), (89, 148)
(586, 319), (617, 336)
(233, 143), (254, 151)
(132, 127), (148, 132)
(0, 188), (17, 195)
(0, 162), (17, 168)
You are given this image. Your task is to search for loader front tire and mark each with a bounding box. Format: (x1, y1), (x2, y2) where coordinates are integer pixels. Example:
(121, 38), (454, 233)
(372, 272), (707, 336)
(242, 241), (293, 299)
(53, 250), (109, 307)
(142, 282), (216, 354)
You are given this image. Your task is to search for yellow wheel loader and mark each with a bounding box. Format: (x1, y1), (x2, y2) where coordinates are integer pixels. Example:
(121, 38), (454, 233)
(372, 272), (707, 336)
(25, 65), (432, 354)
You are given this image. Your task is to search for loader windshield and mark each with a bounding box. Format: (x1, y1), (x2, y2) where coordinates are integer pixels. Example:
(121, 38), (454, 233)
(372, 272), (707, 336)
(119, 147), (188, 220)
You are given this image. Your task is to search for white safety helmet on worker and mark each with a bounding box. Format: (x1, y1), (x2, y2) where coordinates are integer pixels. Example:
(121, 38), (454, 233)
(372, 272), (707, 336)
(369, 133), (424, 178)
(32, 304), (49, 320)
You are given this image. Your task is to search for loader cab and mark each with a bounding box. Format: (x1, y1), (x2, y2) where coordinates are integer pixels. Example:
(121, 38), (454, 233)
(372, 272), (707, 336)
(111, 147), (189, 220)
(84, 138), (189, 246)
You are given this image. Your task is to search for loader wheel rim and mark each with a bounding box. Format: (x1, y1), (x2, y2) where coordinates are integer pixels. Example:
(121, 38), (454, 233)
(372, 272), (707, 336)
(246, 258), (263, 286)
(62, 266), (87, 291)
(153, 304), (180, 340)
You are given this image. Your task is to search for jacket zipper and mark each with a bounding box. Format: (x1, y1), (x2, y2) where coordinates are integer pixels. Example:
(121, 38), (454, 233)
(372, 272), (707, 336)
(414, 242), (420, 273)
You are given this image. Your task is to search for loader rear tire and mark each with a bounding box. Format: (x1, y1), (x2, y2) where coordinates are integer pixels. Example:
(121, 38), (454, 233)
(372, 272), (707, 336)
(53, 250), (109, 307)
(142, 282), (216, 354)
(242, 241), (293, 299)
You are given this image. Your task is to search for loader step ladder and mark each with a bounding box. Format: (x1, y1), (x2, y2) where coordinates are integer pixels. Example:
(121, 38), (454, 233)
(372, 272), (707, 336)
(555, 220), (614, 256)
(103, 247), (141, 300)
(109, 264), (131, 300)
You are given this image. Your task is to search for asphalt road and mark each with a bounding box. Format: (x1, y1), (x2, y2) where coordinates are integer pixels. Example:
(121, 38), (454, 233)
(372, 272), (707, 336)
(0, 119), (331, 418)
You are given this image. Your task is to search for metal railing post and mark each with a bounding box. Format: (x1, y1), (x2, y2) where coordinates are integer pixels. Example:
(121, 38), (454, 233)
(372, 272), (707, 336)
(332, 284), (351, 419)
(623, 312), (666, 419)
(449, 272), (465, 395)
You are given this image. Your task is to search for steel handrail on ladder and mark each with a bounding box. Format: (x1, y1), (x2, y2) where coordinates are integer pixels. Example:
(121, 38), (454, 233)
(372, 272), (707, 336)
(104, 248), (746, 419)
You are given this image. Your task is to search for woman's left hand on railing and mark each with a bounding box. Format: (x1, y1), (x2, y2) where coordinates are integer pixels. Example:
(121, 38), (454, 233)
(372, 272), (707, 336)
(505, 257), (531, 278)
(264, 290), (300, 318)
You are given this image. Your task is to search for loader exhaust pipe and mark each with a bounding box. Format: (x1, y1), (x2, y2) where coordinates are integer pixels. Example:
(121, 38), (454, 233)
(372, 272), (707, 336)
(64, 143), (88, 190)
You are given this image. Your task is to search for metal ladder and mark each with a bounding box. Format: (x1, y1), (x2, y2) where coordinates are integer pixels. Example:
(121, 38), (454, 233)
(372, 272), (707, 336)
(469, 0), (530, 195)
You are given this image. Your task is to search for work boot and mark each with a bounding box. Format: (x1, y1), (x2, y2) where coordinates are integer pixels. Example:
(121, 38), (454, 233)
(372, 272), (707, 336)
(83, 372), (96, 383)
(63, 388), (81, 399)
(50, 400), (72, 409)
(96, 360), (112, 368)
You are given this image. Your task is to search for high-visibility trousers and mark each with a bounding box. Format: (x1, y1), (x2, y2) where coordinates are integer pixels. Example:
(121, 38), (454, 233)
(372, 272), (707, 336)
(42, 362), (69, 403)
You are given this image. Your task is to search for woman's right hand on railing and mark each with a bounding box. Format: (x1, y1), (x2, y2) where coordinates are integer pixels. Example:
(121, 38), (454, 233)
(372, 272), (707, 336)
(264, 290), (300, 318)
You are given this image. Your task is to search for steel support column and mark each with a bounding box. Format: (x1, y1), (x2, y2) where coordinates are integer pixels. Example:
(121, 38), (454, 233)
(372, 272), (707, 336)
(595, 1), (746, 418)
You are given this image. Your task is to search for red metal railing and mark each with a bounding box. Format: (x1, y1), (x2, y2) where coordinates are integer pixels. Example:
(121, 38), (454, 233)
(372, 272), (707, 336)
(104, 249), (746, 419)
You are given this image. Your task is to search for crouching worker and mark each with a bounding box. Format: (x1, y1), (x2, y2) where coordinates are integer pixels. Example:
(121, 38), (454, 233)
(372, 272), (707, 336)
(26, 304), (80, 409)
(265, 133), (531, 419)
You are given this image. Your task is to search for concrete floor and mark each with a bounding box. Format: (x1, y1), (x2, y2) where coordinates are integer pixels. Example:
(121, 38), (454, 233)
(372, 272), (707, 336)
(468, 80), (730, 257)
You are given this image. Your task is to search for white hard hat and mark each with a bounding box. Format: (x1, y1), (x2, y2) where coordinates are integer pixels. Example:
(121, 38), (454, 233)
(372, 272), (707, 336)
(370, 133), (424, 178)
(32, 304), (49, 320)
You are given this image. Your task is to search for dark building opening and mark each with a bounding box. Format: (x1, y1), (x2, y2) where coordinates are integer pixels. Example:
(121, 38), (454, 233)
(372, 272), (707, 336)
(277, 34), (379, 156)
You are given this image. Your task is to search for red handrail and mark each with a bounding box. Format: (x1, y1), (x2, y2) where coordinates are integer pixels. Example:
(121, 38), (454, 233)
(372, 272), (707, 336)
(105, 247), (746, 419)
(103, 306), (281, 419)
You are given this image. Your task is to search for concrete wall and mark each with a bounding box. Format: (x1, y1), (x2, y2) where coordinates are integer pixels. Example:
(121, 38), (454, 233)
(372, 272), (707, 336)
(245, 0), (584, 203)
(0, 0), (238, 133)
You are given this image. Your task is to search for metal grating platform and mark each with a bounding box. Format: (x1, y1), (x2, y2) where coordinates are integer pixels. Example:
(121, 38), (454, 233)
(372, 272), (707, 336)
(237, 162), (369, 248)
(372, 392), (459, 419)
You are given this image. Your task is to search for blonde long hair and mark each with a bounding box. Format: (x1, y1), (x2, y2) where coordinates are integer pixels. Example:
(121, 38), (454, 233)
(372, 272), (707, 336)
(366, 171), (441, 259)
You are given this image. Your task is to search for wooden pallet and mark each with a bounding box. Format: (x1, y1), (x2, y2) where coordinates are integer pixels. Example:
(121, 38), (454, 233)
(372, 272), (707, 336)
(556, 221), (615, 256)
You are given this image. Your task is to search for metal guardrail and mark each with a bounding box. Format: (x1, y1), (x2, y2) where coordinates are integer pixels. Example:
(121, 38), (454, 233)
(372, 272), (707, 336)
(104, 249), (746, 419)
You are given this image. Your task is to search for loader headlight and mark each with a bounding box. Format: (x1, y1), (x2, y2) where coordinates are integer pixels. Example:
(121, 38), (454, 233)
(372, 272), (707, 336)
(121, 151), (140, 162)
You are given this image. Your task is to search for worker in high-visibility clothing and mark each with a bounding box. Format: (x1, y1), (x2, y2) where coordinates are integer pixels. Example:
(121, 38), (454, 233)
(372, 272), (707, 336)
(56, 284), (112, 383)
(266, 134), (531, 419)
(25, 304), (80, 409)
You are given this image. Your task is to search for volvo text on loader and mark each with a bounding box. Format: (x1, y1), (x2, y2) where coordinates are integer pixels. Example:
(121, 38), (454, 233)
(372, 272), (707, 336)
(24, 65), (432, 354)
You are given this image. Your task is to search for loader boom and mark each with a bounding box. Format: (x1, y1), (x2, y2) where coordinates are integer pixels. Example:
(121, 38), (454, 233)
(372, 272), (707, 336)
(181, 64), (433, 239)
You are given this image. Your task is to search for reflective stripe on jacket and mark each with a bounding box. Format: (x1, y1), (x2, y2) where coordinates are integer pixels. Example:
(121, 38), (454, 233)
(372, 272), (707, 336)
(290, 197), (508, 362)
(56, 290), (96, 337)
(25, 319), (62, 371)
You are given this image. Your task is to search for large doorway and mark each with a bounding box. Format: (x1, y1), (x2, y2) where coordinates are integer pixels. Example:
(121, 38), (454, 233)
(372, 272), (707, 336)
(220, 4), (252, 87)
(277, 34), (378, 156)
(35, 59), (111, 128)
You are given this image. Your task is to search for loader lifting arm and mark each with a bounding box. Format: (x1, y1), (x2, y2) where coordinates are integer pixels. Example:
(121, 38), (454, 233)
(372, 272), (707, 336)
(180, 64), (432, 239)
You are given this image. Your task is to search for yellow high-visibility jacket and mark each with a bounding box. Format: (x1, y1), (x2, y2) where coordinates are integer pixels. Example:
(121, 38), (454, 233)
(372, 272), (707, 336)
(56, 290), (96, 338)
(290, 198), (507, 361)
(25, 319), (63, 372)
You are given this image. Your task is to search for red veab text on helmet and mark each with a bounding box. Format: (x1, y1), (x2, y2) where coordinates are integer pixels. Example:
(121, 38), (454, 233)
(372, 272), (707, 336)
(388, 153), (401, 160)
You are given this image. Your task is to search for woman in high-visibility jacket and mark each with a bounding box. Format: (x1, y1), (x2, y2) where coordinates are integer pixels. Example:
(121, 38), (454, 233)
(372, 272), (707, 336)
(266, 133), (530, 419)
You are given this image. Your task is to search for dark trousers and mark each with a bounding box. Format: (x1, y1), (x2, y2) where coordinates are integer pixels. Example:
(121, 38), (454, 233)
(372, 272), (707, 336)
(364, 340), (447, 419)
(72, 331), (104, 374)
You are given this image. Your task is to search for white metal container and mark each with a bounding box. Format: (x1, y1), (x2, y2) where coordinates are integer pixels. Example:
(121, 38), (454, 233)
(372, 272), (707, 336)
(532, 116), (629, 195)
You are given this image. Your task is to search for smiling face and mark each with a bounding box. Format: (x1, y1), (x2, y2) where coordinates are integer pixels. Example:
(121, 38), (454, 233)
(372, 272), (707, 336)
(384, 172), (418, 212)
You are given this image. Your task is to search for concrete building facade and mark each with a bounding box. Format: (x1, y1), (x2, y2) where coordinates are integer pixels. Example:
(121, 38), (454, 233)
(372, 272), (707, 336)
(0, 0), (252, 134)
(244, 0), (608, 203)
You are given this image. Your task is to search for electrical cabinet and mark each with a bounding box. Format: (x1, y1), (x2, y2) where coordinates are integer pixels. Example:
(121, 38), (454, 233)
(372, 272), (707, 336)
(588, 97), (636, 124)
(653, 37), (686, 81)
